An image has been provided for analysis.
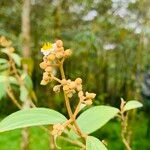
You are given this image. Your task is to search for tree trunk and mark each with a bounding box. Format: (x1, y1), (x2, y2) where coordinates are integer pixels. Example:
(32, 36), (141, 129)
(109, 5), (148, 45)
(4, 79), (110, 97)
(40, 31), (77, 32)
(21, 0), (31, 150)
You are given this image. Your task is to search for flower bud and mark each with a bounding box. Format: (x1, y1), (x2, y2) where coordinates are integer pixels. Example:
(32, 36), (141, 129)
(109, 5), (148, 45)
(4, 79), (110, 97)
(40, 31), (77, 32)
(40, 62), (47, 69)
(78, 91), (84, 98)
(67, 93), (73, 98)
(8, 47), (15, 53)
(56, 52), (64, 59)
(61, 79), (67, 85)
(75, 78), (82, 84)
(63, 85), (69, 91)
(52, 123), (64, 136)
(53, 85), (61, 93)
(47, 54), (55, 61)
(84, 100), (92, 105)
(64, 49), (72, 57)
(40, 79), (49, 85)
(86, 92), (96, 99)
(76, 85), (82, 91)
(45, 66), (52, 73)
(43, 73), (49, 81)
(69, 81), (76, 89)
(57, 47), (64, 52)
(56, 40), (63, 48)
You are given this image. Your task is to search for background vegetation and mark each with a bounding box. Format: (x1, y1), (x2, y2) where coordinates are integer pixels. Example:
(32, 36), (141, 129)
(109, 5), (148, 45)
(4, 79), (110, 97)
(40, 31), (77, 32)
(0, 0), (150, 149)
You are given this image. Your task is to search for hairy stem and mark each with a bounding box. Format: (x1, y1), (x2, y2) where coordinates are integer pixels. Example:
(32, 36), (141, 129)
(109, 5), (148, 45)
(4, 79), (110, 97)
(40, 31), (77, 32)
(59, 61), (86, 140)
(120, 112), (132, 150)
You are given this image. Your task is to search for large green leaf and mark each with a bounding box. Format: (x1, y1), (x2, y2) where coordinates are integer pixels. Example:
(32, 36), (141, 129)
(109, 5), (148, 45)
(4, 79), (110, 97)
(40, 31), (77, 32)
(86, 136), (107, 150)
(77, 106), (119, 134)
(0, 108), (67, 132)
(124, 100), (143, 111)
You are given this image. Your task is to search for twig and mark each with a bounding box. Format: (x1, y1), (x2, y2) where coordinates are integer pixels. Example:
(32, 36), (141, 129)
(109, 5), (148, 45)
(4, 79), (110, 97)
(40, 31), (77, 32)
(6, 87), (22, 109)
(59, 60), (87, 140)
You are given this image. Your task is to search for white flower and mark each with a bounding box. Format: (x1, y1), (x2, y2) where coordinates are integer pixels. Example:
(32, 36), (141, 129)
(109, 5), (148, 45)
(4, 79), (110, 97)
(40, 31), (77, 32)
(41, 42), (56, 56)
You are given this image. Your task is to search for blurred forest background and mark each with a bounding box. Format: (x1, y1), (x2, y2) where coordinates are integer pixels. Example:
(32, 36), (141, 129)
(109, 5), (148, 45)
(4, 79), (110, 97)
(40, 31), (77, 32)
(0, 0), (150, 150)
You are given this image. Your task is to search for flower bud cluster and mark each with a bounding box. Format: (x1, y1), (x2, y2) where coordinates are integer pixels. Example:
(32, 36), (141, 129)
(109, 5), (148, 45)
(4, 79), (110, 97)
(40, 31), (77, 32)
(78, 91), (96, 105)
(53, 78), (82, 98)
(51, 123), (64, 136)
(0, 36), (15, 53)
(53, 77), (96, 105)
(40, 40), (72, 85)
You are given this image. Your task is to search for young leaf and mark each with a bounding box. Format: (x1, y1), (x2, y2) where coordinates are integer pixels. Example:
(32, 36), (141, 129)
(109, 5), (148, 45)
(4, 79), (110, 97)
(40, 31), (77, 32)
(21, 73), (33, 91)
(0, 75), (8, 99)
(86, 136), (107, 150)
(20, 85), (29, 102)
(124, 100), (143, 111)
(11, 53), (21, 66)
(77, 106), (119, 134)
(0, 108), (67, 132)
(0, 84), (7, 99)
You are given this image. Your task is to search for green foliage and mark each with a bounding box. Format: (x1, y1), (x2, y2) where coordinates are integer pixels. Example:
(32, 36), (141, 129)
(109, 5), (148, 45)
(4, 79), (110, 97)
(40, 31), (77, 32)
(0, 108), (66, 132)
(21, 73), (33, 91)
(19, 85), (29, 102)
(77, 106), (119, 134)
(86, 136), (107, 150)
(11, 53), (21, 67)
(0, 75), (8, 99)
(0, 58), (7, 64)
(124, 100), (143, 111)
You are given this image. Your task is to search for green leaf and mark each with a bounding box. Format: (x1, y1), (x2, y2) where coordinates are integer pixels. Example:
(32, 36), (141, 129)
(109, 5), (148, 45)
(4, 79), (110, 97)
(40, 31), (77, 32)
(0, 108), (67, 132)
(8, 76), (18, 85)
(0, 75), (8, 99)
(11, 53), (21, 66)
(0, 63), (9, 71)
(21, 73), (33, 91)
(86, 136), (107, 150)
(0, 84), (7, 99)
(124, 100), (143, 111)
(20, 85), (29, 102)
(0, 58), (7, 64)
(77, 106), (119, 134)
